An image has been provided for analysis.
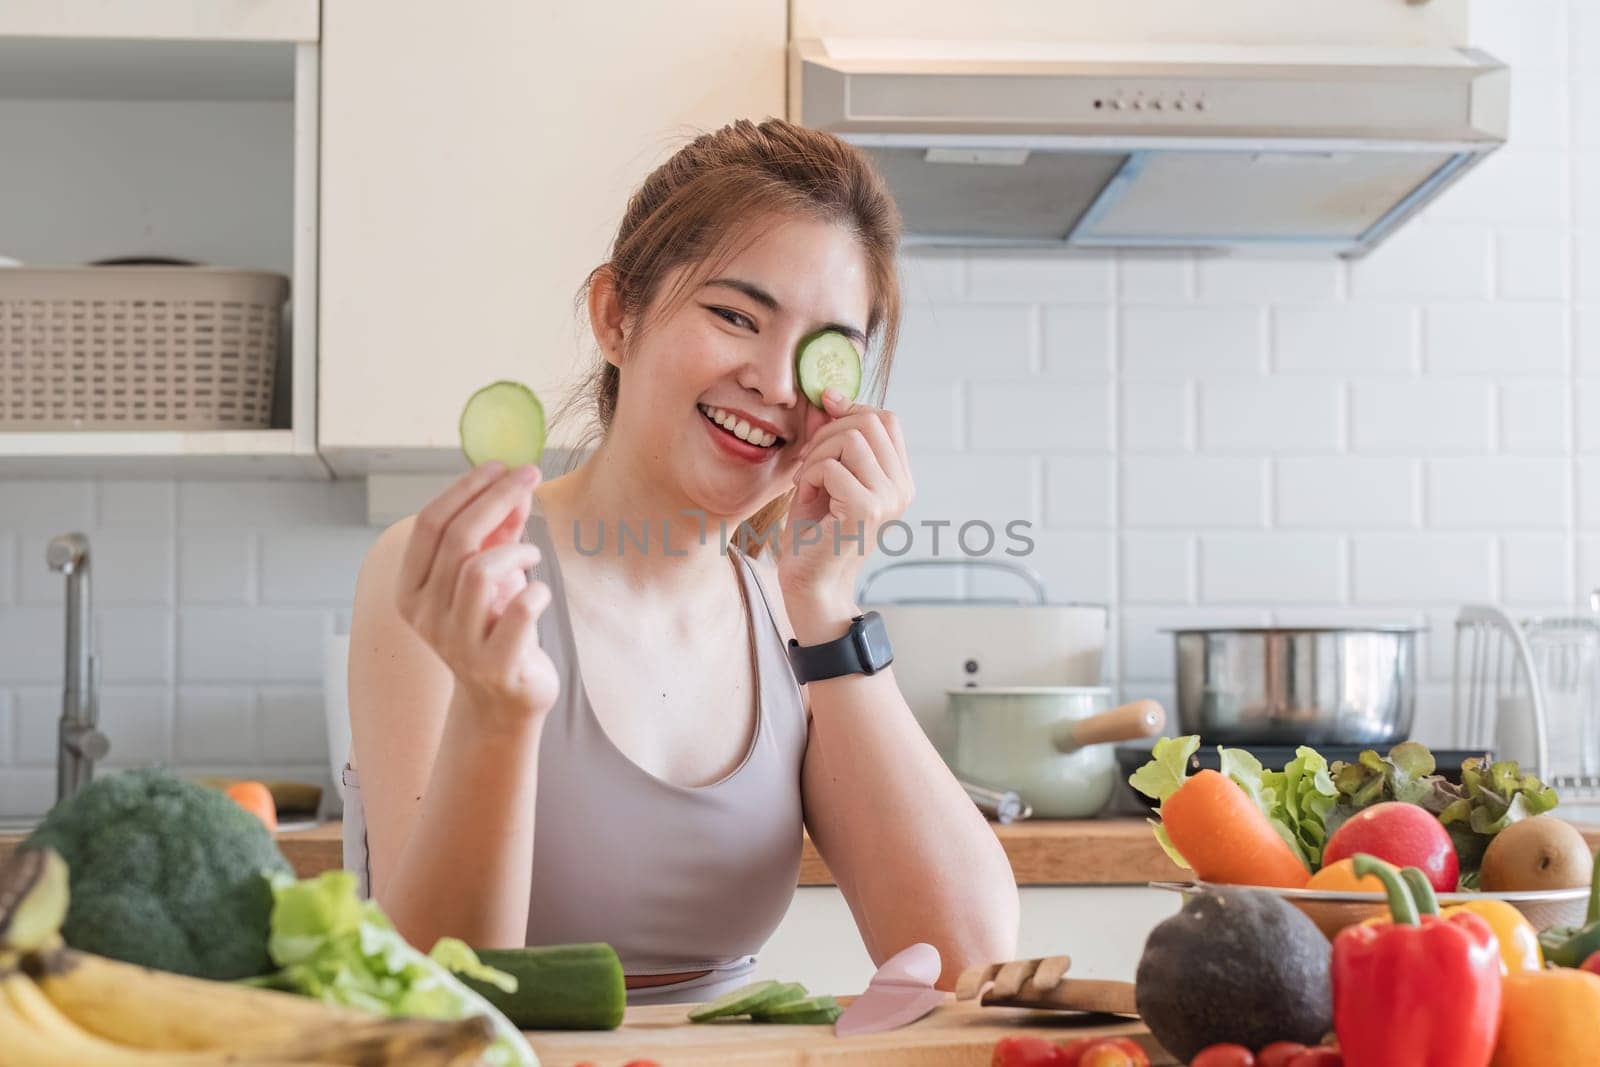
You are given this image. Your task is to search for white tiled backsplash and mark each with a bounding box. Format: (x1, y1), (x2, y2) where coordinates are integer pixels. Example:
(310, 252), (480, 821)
(1, 0), (1595, 818)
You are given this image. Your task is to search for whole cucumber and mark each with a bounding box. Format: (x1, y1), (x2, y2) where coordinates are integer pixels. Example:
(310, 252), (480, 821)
(464, 943), (626, 1031)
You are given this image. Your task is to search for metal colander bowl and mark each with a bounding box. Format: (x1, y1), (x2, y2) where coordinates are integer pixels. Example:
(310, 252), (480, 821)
(1152, 881), (1588, 941)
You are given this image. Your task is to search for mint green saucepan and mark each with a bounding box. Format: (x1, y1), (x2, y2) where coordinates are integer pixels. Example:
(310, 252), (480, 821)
(946, 687), (1166, 818)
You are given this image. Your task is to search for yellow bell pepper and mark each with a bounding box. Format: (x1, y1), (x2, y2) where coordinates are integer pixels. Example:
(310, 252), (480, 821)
(1441, 899), (1544, 975)
(1493, 968), (1600, 1067)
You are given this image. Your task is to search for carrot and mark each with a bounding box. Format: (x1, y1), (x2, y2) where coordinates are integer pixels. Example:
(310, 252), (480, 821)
(1161, 769), (1310, 889)
(225, 780), (278, 833)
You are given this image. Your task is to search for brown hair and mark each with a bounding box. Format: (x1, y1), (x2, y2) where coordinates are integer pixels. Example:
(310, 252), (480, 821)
(553, 118), (903, 555)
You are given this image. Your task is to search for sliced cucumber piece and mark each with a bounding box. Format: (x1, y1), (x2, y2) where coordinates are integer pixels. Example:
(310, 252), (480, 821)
(751, 994), (841, 1024)
(795, 329), (862, 409)
(459, 380), (546, 468)
(687, 979), (779, 1023)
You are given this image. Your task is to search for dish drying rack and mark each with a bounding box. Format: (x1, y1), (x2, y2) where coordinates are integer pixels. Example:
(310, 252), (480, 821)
(1453, 593), (1600, 800)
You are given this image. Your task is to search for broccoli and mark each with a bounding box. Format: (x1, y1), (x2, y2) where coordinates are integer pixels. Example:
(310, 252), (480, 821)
(23, 767), (293, 980)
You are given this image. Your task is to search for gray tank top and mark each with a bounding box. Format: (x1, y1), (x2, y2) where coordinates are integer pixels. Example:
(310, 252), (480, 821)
(341, 494), (810, 1003)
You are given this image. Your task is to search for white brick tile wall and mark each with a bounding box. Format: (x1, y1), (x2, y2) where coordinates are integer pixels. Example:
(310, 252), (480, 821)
(1497, 229), (1570, 301)
(1120, 607), (1270, 682)
(1199, 534), (1345, 604)
(1581, 538), (1600, 593)
(13, 688), (55, 766)
(179, 533), (256, 604)
(260, 530), (374, 606)
(1121, 534), (1193, 604)
(1501, 535), (1573, 604)
(1123, 458), (1266, 528)
(968, 382), (1111, 451)
(0, 607), (62, 684)
(93, 531), (174, 605)
(1580, 306), (1600, 375)
(1350, 381), (1496, 454)
(99, 685), (173, 764)
(0, 533), (13, 604)
(896, 304), (1033, 382)
(0, 690), (9, 765)
(1198, 379), (1342, 453)
(1500, 382), (1571, 453)
(176, 685), (258, 763)
(1272, 306), (1417, 375)
(1470, 0), (1568, 75)
(898, 253), (965, 304)
(178, 608), (330, 683)
(1121, 307), (1265, 376)
(1195, 258), (1341, 303)
(0, 771), (54, 818)
(1426, 458), (1571, 528)
(1121, 381), (1192, 452)
(1043, 458), (1114, 528)
(968, 254), (1112, 304)
(258, 686), (329, 764)
(1577, 382), (1600, 452)
(0, 481), (93, 530)
(97, 608), (173, 683)
(1117, 255), (1192, 302)
(1581, 460), (1600, 527)
(1275, 458), (1418, 528)
(1041, 307), (1114, 378)
(92, 481), (174, 529)
(885, 382), (963, 452)
(902, 455), (1036, 532)
(1424, 304), (1568, 375)
(983, 530), (1112, 604)
(1508, 75), (1571, 151)
(1352, 536), (1496, 604)
(1429, 150), (1569, 227)
(1348, 225), (1493, 301)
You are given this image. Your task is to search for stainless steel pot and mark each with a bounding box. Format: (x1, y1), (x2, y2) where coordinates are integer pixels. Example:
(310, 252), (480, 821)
(1173, 627), (1420, 746)
(947, 687), (1166, 818)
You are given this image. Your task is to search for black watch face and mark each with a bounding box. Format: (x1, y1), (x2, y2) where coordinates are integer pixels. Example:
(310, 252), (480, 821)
(854, 611), (893, 671)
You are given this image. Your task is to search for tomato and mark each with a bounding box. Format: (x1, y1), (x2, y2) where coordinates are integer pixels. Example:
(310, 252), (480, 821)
(1581, 950), (1600, 978)
(620, 1062), (662, 1067)
(1079, 1044), (1134, 1067)
(224, 780), (277, 833)
(1256, 1043), (1309, 1067)
(1190, 1044), (1255, 1067)
(1059, 1037), (1147, 1067)
(992, 1035), (1067, 1067)
(1320, 801), (1459, 893)
(1285, 1050), (1342, 1067)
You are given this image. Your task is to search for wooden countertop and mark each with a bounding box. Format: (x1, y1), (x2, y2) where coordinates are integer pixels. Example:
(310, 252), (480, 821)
(10, 818), (1600, 888)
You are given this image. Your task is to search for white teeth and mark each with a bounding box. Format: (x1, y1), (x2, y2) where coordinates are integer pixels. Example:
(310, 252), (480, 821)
(699, 404), (780, 448)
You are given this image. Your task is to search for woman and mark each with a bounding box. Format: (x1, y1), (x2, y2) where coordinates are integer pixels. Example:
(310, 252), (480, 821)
(342, 118), (1019, 1005)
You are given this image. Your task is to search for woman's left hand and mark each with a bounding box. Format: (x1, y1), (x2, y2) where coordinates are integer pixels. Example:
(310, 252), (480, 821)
(777, 387), (914, 613)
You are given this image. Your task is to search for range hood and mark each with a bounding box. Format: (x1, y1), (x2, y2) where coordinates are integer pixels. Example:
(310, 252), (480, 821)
(791, 39), (1508, 256)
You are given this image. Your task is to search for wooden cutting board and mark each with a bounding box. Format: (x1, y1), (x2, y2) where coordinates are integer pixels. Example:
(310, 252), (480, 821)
(525, 996), (1176, 1066)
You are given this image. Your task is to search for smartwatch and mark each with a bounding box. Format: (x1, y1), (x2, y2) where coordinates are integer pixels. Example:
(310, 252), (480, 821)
(786, 610), (894, 684)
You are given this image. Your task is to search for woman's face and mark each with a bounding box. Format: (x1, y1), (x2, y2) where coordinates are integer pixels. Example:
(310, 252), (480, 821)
(606, 216), (874, 520)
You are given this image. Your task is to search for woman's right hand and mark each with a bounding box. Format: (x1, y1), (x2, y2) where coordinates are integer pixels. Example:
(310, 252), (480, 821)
(395, 461), (560, 730)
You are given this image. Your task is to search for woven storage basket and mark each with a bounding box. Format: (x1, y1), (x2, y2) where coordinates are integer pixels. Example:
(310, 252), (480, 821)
(0, 266), (289, 431)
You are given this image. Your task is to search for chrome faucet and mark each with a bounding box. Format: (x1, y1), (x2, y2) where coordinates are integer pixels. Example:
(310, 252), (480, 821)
(46, 533), (109, 802)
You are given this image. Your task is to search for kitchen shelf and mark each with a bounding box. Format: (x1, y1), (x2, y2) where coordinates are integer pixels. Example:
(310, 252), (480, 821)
(0, 16), (323, 480)
(0, 0), (317, 44)
(0, 430), (326, 479)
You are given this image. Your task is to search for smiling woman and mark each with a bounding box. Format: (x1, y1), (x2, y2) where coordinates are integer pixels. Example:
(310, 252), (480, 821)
(342, 118), (1019, 1007)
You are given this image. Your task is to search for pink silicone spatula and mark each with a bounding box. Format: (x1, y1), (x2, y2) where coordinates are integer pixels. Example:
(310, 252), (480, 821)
(833, 941), (947, 1037)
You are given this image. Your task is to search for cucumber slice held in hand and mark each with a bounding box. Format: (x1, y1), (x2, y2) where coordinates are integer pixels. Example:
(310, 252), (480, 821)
(459, 380), (546, 468)
(795, 329), (862, 409)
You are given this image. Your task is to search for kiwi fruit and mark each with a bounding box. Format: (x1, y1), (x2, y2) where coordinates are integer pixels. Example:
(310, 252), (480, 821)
(1479, 815), (1593, 892)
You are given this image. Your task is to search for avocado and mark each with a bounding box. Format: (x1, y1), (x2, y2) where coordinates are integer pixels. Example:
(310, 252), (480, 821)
(1135, 886), (1332, 1063)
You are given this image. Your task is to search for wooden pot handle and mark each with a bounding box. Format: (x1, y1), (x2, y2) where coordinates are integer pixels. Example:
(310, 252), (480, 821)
(1052, 700), (1166, 754)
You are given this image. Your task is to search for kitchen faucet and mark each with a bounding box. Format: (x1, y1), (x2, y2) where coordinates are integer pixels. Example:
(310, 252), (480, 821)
(46, 532), (109, 803)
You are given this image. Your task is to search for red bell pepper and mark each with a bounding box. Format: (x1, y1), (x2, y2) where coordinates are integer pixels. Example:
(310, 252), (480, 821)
(1331, 855), (1501, 1067)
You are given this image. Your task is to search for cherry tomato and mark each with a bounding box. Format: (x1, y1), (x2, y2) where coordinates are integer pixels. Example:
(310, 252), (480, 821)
(1256, 1043), (1308, 1067)
(1058, 1038), (1098, 1067)
(621, 1062), (662, 1067)
(992, 1035), (1067, 1067)
(1079, 1043), (1134, 1067)
(1285, 1050), (1342, 1067)
(1581, 950), (1600, 977)
(1190, 1045), (1255, 1067)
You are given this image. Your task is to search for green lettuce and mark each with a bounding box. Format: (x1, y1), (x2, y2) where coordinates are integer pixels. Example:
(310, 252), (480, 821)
(249, 870), (536, 1067)
(1127, 734), (1200, 870)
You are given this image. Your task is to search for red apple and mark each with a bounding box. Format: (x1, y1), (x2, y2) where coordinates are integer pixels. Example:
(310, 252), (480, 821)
(1321, 802), (1459, 892)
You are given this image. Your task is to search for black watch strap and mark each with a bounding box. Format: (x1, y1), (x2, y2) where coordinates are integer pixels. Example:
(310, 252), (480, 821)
(786, 610), (893, 684)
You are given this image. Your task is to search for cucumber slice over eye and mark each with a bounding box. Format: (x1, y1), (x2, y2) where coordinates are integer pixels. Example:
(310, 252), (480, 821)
(459, 380), (546, 468)
(795, 329), (862, 409)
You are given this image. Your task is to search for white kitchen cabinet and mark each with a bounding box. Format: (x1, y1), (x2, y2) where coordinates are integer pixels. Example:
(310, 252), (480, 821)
(0, 5), (324, 479)
(318, 1), (786, 476)
(753, 886), (1178, 995)
(792, 0), (1467, 48)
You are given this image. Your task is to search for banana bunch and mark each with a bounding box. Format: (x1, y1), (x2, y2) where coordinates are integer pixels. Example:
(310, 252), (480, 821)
(0, 848), (494, 1066)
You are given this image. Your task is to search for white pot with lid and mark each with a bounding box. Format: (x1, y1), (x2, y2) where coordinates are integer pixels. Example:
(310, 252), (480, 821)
(947, 687), (1166, 818)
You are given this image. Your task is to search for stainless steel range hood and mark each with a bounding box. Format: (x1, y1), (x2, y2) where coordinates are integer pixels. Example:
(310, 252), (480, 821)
(791, 39), (1509, 256)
